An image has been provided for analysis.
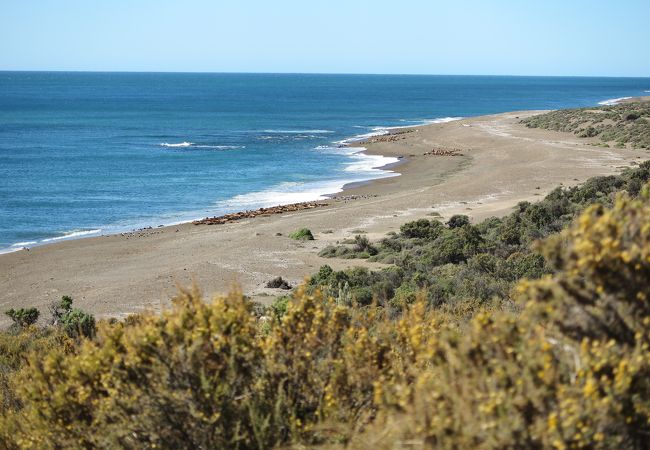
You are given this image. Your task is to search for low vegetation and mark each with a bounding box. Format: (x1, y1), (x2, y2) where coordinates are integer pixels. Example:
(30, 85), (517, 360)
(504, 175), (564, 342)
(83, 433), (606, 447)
(289, 228), (315, 240)
(2, 163), (650, 447)
(313, 162), (650, 310)
(522, 100), (650, 149)
(4, 308), (39, 329)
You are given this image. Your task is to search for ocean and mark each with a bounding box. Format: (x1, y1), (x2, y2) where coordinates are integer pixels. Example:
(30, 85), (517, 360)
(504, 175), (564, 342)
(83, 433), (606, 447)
(1, 72), (649, 252)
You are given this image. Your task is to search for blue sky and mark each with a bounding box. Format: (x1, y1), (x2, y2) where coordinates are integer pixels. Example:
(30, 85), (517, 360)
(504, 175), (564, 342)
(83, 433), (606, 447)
(1, 0), (649, 76)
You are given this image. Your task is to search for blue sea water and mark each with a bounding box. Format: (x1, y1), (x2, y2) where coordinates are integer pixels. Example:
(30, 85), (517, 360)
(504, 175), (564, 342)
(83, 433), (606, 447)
(1, 72), (649, 252)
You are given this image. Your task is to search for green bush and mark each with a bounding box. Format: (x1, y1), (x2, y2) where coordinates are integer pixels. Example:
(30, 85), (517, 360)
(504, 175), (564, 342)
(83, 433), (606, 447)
(308, 162), (650, 310)
(49, 295), (96, 338)
(399, 218), (444, 239)
(447, 214), (470, 228)
(289, 228), (314, 240)
(60, 308), (96, 339)
(269, 296), (290, 321)
(318, 235), (378, 259)
(522, 101), (650, 149)
(5, 308), (39, 328)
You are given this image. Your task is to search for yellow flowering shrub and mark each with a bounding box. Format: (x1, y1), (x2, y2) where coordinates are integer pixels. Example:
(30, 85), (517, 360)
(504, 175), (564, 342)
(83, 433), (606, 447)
(4, 287), (263, 449)
(346, 187), (650, 449)
(1, 186), (650, 449)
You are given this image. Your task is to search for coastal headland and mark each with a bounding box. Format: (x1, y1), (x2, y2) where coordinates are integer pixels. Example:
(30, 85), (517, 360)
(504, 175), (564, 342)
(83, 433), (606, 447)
(0, 107), (645, 325)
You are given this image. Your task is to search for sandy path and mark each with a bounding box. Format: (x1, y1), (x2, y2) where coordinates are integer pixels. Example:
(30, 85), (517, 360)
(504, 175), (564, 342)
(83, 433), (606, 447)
(0, 110), (645, 326)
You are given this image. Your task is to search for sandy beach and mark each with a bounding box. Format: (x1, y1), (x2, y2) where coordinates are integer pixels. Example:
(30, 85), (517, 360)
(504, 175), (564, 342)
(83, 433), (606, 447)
(0, 109), (645, 326)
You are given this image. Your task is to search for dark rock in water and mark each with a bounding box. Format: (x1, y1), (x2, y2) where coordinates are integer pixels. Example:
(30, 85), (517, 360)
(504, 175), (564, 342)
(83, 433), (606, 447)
(266, 276), (291, 290)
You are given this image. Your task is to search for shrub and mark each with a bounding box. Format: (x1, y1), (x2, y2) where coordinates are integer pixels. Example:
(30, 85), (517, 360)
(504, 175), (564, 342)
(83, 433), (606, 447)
(447, 214), (470, 228)
(310, 265), (334, 285)
(391, 283), (417, 307)
(269, 296), (290, 321)
(422, 232), (467, 265)
(289, 228), (314, 240)
(399, 218), (444, 239)
(0, 326), (72, 425)
(5, 287), (264, 449)
(522, 101), (650, 149)
(60, 308), (96, 339)
(48, 295), (96, 338)
(4, 308), (39, 328)
(352, 235), (369, 252)
(350, 287), (373, 306)
(49, 295), (73, 325)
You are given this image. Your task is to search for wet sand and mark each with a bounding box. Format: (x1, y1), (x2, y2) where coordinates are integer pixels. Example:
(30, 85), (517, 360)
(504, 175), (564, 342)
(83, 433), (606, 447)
(0, 109), (645, 326)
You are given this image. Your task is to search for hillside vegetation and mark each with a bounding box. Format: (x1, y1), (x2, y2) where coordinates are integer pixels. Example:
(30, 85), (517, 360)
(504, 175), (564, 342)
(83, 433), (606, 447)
(522, 100), (650, 149)
(1, 162), (650, 448)
(313, 162), (650, 313)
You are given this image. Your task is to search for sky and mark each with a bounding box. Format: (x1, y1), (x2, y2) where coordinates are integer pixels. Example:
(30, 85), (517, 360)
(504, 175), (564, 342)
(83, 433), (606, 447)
(1, 0), (649, 77)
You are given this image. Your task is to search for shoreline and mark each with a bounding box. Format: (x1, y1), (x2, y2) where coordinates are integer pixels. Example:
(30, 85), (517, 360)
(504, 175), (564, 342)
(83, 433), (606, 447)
(2, 95), (642, 255)
(1, 104), (647, 326)
(0, 121), (420, 255)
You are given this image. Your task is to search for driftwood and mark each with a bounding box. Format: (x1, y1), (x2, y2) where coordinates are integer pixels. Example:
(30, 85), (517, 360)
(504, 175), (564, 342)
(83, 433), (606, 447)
(193, 201), (328, 225)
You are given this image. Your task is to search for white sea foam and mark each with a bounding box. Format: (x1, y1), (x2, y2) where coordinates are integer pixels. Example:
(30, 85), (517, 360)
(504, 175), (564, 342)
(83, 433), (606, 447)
(41, 229), (102, 243)
(379, 116), (462, 129)
(336, 129), (389, 145)
(315, 145), (358, 156)
(598, 97), (632, 106)
(160, 142), (193, 147)
(0, 230), (103, 254)
(215, 116), (428, 212)
(645, 90), (650, 93)
(0, 247), (23, 255)
(337, 117), (463, 146)
(343, 151), (399, 173)
(0, 240), (38, 254)
(11, 241), (38, 247)
(215, 171), (399, 211)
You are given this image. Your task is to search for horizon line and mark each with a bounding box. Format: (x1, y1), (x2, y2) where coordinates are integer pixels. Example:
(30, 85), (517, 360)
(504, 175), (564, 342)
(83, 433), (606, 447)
(1, 69), (649, 79)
